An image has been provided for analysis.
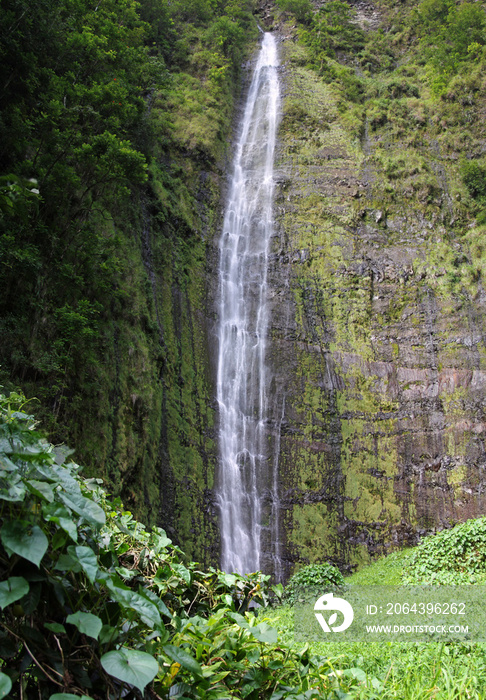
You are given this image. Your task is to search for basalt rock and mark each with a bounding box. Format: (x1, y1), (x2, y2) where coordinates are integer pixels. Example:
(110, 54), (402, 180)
(265, 27), (486, 578)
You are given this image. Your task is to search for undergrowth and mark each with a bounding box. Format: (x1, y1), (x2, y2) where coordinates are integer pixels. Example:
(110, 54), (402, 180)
(402, 517), (486, 585)
(284, 563), (344, 605)
(0, 390), (332, 699)
(265, 522), (486, 699)
(7, 386), (485, 699)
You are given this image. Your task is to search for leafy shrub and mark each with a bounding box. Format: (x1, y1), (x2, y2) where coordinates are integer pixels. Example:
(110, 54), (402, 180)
(416, 0), (453, 32)
(417, 0), (486, 84)
(402, 517), (486, 584)
(447, 2), (486, 57)
(284, 562), (345, 604)
(359, 34), (397, 74)
(461, 160), (486, 200)
(381, 78), (419, 99)
(375, 149), (428, 180)
(276, 0), (314, 25)
(0, 391), (332, 698)
(169, 0), (214, 24)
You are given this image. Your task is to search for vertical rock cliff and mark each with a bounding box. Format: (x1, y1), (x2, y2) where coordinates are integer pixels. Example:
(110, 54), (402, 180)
(267, 1), (486, 576)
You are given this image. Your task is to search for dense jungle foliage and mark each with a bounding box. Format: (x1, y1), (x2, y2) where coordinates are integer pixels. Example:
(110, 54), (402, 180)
(0, 0), (259, 530)
(3, 395), (486, 698)
(0, 0), (255, 397)
(3, 2), (486, 695)
(0, 392), (366, 699)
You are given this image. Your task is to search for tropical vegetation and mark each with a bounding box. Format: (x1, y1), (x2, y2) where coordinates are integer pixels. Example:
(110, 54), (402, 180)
(3, 0), (486, 696)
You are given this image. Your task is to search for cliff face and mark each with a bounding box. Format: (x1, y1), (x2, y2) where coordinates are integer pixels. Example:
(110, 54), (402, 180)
(4, 0), (486, 578)
(0, 0), (259, 566)
(268, 5), (486, 576)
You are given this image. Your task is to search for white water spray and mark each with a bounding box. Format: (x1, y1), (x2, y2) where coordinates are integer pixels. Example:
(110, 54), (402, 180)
(216, 33), (280, 575)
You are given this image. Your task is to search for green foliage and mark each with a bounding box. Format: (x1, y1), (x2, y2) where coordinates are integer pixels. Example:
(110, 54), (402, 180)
(0, 0), (258, 541)
(416, 0), (454, 31)
(0, 175), (40, 218)
(276, 0), (314, 25)
(206, 15), (245, 63)
(291, 0), (366, 105)
(461, 160), (486, 200)
(346, 549), (413, 586)
(0, 577), (29, 610)
(284, 562), (345, 604)
(301, 1), (366, 63)
(0, 392), (332, 697)
(416, 0), (486, 87)
(448, 2), (486, 56)
(267, 539), (486, 697)
(169, 0), (215, 24)
(402, 517), (486, 584)
(268, 603), (486, 698)
(100, 648), (159, 692)
(0, 672), (11, 699)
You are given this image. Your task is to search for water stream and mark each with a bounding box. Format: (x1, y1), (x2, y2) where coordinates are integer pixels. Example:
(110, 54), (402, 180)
(216, 32), (280, 575)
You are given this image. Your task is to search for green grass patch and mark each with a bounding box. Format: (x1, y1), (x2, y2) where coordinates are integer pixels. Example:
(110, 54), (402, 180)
(266, 535), (486, 698)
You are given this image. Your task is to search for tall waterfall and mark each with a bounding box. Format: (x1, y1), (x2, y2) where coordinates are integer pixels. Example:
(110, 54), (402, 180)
(216, 32), (280, 575)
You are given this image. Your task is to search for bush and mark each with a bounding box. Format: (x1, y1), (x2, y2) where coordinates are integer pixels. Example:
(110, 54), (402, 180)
(461, 160), (486, 200)
(402, 517), (486, 584)
(276, 0), (313, 25)
(0, 390), (334, 698)
(284, 562), (345, 604)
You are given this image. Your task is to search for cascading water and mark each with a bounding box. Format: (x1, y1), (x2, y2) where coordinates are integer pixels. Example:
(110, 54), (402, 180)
(216, 32), (280, 575)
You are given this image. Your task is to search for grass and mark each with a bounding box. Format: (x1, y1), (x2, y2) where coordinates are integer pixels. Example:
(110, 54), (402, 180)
(266, 605), (486, 698)
(346, 549), (413, 585)
(266, 548), (486, 698)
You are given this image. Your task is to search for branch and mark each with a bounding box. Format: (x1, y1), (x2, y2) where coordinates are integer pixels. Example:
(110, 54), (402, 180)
(0, 623), (64, 687)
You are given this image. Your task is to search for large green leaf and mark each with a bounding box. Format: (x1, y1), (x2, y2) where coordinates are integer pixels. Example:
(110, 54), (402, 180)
(66, 611), (102, 639)
(163, 644), (203, 677)
(228, 612), (249, 629)
(0, 576), (29, 610)
(26, 478), (55, 502)
(54, 552), (82, 574)
(151, 526), (172, 552)
(172, 563), (191, 585)
(0, 454), (17, 471)
(99, 624), (120, 645)
(344, 667), (367, 682)
(219, 573), (237, 587)
(74, 545), (98, 583)
(44, 622), (66, 634)
(106, 579), (161, 627)
(139, 587), (171, 619)
(0, 470), (26, 502)
(0, 671), (12, 699)
(8, 443), (51, 461)
(59, 491), (106, 527)
(43, 503), (78, 542)
(250, 622), (278, 645)
(1, 521), (48, 567)
(100, 648), (158, 692)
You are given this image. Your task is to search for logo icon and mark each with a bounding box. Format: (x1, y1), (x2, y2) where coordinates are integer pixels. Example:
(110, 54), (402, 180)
(314, 592), (354, 633)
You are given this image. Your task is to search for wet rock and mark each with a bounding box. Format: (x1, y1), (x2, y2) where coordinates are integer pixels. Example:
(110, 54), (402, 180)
(265, 24), (486, 578)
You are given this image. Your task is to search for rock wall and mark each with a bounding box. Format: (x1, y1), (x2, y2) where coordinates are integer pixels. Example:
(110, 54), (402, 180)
(269, 27), (486, 577)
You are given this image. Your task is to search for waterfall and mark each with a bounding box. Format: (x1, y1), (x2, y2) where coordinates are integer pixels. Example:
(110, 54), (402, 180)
(216, 32), (280, 575)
